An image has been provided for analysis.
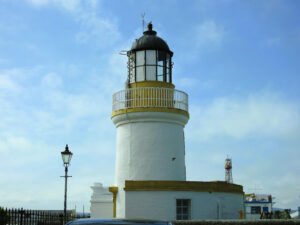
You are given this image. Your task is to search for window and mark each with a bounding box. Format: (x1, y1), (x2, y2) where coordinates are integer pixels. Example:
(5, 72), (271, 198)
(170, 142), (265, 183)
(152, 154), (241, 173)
(146, 50), (156, 65)
(157, 66), (164, 81)
(127, 50), (172, 83)
(176, 199), (191, 220)
(251, 206), (261, 214)
(136, 51), (145, 66)
(136, 67), (144, 81)
(157, 51), (166, 82)
(263, 207), (269, 213)
(166, 54), (171, 83)
(146, 66), (156, 80)
(146, 50), (156, 80)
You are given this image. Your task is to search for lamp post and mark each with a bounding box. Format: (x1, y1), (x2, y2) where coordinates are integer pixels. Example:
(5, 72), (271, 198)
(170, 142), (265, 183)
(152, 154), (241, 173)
(61, 144), (73, 222)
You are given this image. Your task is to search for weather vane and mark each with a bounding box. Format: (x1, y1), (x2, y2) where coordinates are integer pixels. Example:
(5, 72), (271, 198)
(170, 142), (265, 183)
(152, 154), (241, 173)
(141, 13), (146, 32)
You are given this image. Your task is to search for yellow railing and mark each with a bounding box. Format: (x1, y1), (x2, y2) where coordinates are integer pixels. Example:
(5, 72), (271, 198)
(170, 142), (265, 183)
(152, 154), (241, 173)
(112, 87), (188, 112)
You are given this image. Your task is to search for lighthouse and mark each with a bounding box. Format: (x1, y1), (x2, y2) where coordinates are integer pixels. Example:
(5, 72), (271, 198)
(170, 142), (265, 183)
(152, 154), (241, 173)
(90, 23), (244, 220)
(111, 22), (189, 217)
(113, 22), (189, 185)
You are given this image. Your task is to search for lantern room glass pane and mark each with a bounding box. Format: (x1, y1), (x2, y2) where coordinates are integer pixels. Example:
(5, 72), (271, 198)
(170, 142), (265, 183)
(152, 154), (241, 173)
(166, 54), (170, 69)
(158, 59), (164, 67)
(136, 67), (144, 81)
(166, 68), (170, 83)
(146, 50), (156, 65)
(157, 51), (166, 82)
(157, 66), (164, 81)
(136, 51), (145, 66)
(157, 75), (164, 81)
(166, 54), (171, 83)
(157, 66), (163, 76)
(129, 50), (172, 84)
(146, 66), (156, 80)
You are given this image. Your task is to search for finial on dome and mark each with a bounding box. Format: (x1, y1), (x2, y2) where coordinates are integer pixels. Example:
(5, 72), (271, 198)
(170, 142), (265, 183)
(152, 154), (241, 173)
(143, 22), (156, 35)
(147, 22), (153, 31)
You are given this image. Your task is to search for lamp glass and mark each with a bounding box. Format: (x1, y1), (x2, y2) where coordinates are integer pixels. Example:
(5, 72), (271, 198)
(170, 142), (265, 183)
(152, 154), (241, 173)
(61, 146), (73, 165)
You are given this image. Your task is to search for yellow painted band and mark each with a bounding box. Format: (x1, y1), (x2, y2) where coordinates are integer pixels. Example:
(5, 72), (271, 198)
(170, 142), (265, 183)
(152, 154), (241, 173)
(129, 81), (175, 89)
(109, 186), (118, 193)
(112, 107), (189, 118)
(108, 186), (118, 218)
(124, 180), (244, 194)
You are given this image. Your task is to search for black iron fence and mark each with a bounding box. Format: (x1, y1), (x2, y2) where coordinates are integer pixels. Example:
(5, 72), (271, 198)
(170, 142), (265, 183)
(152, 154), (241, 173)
(0, 207), (89, 225)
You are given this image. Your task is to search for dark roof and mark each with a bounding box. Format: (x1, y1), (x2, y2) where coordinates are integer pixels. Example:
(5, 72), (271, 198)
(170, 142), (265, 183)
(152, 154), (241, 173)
(130, 23), (173, 56)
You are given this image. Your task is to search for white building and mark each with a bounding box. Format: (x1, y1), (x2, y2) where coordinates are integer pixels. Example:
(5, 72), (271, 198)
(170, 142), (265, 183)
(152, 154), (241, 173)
(244, 193), (273, 219)
(90, 183), (113, 218)
(91, 23), (245, 220)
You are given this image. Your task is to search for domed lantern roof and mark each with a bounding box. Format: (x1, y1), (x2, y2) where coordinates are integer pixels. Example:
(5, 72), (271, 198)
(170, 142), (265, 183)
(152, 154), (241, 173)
(130, 23), (173, 56)
(127, 23), (174, 85)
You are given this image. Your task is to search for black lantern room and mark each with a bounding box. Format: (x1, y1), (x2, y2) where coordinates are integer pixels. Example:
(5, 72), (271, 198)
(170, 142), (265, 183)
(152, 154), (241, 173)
(127, 23), (173, 84)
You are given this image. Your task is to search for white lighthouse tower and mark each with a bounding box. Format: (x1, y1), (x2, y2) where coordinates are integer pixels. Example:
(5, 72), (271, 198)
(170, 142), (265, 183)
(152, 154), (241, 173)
(90, 23), (244, 220)
(111, 22), (189, 217)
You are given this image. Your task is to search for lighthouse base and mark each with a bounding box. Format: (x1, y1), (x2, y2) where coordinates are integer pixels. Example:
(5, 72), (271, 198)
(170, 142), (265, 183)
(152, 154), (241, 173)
(90, 180), (244, 220)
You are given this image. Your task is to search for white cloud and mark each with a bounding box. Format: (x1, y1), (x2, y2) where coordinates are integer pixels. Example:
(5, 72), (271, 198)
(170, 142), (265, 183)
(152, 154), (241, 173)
(177, 77), (219, 90)
(26, 0), (121, 48)
(75, 14), (120, 47)
(195, 20), (225, 48)
(0, 64), (117, 209)
(188, 91), (300, 142)
(0, 135), (32, 156)
(0, 73), (21, 92)
(0, 65), (114, 145)
(179, 20), (226, 60)
(41, 72), (63, 89)
(186, 91), (300, 209)
(26, 0), (81, 10)
(26, 0), (51, 7)
(0, 68), (38, 94)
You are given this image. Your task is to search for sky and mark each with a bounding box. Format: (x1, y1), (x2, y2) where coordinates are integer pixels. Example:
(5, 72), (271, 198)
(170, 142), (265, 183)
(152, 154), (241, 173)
(0, 0), (299, 212)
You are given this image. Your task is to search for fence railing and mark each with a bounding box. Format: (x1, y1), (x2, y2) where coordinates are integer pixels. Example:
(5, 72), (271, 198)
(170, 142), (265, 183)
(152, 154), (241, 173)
(112, 87), (189, 112)
(0, 207), (89, 225)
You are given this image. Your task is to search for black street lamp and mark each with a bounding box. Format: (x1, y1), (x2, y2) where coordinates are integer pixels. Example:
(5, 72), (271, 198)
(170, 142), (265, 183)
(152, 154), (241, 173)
(61, 144), (73, 222)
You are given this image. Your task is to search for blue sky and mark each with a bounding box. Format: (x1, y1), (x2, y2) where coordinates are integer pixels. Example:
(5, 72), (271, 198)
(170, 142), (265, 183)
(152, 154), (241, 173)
(0, 0), (299, 211)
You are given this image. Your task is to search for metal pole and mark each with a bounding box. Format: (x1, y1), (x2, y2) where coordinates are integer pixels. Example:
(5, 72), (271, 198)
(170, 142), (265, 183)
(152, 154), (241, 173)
(64, 165), (68, 222)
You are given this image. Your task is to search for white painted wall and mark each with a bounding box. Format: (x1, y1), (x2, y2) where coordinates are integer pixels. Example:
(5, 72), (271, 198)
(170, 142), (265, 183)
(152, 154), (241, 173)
(112, 111), (189, 218)
(112, 111), (189, 186)
(245, 203), (272, 220)
(125, 191), (244, 220)
(90, 202), (113, 218)
(90, 183), (113, 218)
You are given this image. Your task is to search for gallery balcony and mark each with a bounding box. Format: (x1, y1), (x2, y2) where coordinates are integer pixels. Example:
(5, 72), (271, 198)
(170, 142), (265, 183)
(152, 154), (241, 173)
(112, 87), (189, 117)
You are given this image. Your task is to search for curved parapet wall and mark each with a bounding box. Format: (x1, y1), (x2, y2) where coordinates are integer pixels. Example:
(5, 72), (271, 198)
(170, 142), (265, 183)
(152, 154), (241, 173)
(112, 86), (189, 118)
